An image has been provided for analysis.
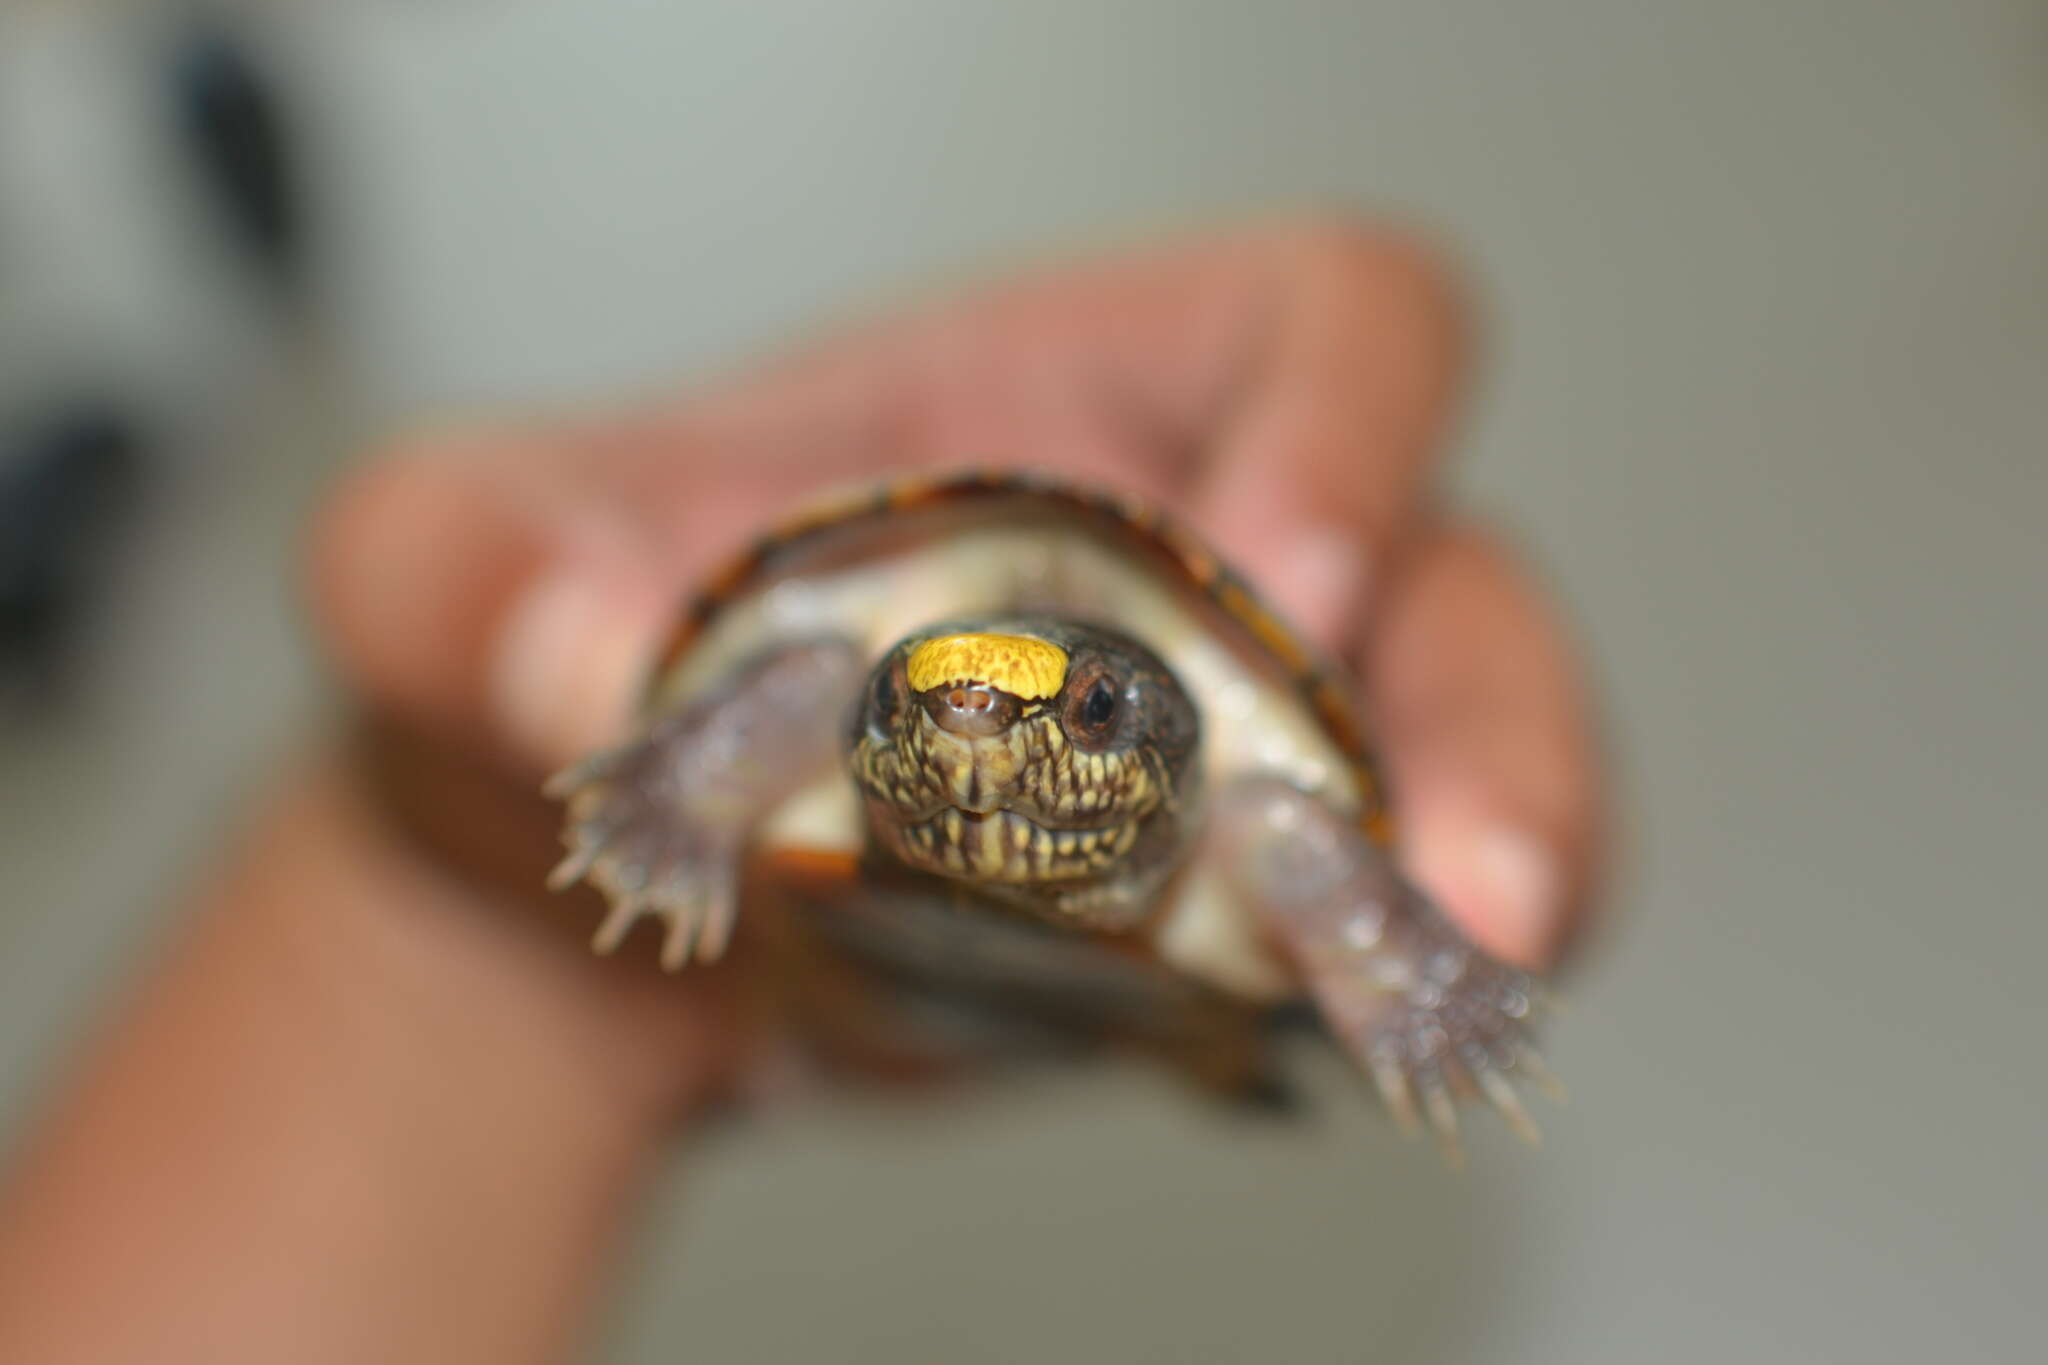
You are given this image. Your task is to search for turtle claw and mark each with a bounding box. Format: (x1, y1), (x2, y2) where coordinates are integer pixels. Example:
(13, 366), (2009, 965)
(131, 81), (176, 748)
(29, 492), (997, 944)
(1337, 964), (1559, 1158)
(542, 750), (618, 800)
(1419, 1074), (1465, 1168)
(658, 919), (696, 972)
(1372, 1044), (1542, 1154)
(547, 741), (746, 970)
(547, 842), (604, 893)
(1368, 1050), (1422, 1138)
(590, 895), (643, 956)
(1477, 1068), (1543, 1147)
(570, 858), (740, 968)
(1512, 1041), (1568, 1104)
(560, 849), (742, 970)
(651, 876), (738, 970)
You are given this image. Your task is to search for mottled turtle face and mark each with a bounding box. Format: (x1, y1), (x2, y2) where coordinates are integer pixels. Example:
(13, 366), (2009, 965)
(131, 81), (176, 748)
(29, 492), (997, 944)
(848, 617), (1200, 920)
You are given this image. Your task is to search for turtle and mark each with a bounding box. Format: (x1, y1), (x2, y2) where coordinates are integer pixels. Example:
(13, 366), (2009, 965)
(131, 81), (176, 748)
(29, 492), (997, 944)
(546, 470), (1558, 1160)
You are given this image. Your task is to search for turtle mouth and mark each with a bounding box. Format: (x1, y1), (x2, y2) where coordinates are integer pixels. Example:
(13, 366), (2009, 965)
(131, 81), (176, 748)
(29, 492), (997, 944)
(849, 699), (1165, 887)
(884, 806), (1140, 884)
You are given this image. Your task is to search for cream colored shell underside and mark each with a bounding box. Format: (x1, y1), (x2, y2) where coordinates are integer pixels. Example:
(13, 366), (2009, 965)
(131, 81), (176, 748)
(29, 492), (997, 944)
(650, 524), (1361, 1000)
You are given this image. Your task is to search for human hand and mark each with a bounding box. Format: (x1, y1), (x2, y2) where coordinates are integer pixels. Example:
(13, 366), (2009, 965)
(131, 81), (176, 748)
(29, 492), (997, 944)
(0, 219), (1604, 1365)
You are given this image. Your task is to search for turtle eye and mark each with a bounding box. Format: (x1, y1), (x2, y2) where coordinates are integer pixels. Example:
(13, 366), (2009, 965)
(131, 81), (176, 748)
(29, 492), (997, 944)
(1078, 676), (1118, 733)
(867, 663), (903, 736)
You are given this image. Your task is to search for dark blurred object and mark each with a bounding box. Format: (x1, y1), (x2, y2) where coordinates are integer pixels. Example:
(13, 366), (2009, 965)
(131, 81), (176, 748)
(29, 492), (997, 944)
(0, 405), (141, 705)
(169, 21), (307, 297)
(0, 17), (311, 710)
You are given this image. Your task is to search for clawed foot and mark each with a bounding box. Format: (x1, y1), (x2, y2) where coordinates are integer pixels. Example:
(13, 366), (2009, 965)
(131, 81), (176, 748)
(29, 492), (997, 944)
(1219, 777), (1566, 1165)
(544, 638), (863, 970)
(546, 746), (742, 968)
(1335, 941), (1564, 1166)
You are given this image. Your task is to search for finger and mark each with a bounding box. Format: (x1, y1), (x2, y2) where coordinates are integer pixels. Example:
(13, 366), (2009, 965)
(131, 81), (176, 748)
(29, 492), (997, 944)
(308, 425), (696, 775)
(683, 217), (1468, 629)
(1365, 524), (1603, 971)
(1187, 221), (1470, 648)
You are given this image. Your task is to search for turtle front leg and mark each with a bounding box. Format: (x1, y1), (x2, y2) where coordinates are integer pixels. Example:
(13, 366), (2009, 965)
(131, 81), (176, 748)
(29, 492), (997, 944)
(1214, 777), (1560, 1163)
(546, 638), (865, 969)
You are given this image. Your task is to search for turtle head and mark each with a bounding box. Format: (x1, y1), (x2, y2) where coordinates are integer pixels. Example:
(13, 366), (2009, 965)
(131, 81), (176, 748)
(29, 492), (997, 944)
(848, 618), (1200, 924)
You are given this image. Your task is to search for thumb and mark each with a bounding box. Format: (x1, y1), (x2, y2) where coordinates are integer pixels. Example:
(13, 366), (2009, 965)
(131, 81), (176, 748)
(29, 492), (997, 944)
(308, 428), (707, 775)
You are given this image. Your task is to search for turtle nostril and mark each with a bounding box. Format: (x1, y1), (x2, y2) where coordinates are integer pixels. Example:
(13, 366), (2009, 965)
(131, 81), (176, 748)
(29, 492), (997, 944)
(928, 684), (1017, 737)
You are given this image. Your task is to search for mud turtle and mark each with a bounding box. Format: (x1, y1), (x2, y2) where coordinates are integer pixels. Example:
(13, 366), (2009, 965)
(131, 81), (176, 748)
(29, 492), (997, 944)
(548, 471), (1557, 1159)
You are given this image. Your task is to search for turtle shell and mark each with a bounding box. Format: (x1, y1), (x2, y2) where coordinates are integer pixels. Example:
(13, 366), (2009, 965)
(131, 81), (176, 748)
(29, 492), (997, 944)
(646, 469), (1394, 845)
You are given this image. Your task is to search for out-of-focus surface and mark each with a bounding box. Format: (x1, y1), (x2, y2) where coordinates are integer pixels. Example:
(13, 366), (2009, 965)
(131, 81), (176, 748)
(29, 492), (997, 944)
(2, 3), (2043, 1362)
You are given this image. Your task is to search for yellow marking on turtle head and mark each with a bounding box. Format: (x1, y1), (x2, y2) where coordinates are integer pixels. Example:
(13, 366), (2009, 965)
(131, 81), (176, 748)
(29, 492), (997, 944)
(907, 633), (1068, 700)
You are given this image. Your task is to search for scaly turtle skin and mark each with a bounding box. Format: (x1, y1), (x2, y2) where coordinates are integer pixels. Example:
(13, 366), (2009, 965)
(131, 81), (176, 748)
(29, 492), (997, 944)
(549, 471), (1556, 1160)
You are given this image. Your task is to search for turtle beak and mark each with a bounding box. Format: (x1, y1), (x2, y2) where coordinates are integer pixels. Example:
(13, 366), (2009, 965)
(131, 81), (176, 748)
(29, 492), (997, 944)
(905, 683), (1033, 814)
(922, 683), (1022, 738)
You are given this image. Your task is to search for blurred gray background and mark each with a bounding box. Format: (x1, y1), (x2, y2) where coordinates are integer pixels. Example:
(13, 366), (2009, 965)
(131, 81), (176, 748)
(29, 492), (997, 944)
(2, 2), (2043, 1362)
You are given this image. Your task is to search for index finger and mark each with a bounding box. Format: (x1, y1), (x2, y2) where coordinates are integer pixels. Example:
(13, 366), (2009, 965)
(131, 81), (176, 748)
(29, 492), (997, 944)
(1185, 222), (1468, 647)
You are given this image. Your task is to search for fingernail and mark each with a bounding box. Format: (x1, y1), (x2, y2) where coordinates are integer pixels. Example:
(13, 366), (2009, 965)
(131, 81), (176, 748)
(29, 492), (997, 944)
(1264, 526), (1370, 642)
(1410, 815), (1564, 969)
(493, 555), (660, 769)
(1464, 824), (1563, 968)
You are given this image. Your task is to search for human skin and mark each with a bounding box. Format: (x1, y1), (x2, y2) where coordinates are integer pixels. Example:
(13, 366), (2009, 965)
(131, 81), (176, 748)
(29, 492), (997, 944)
(0, 220), (1601, 1364)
